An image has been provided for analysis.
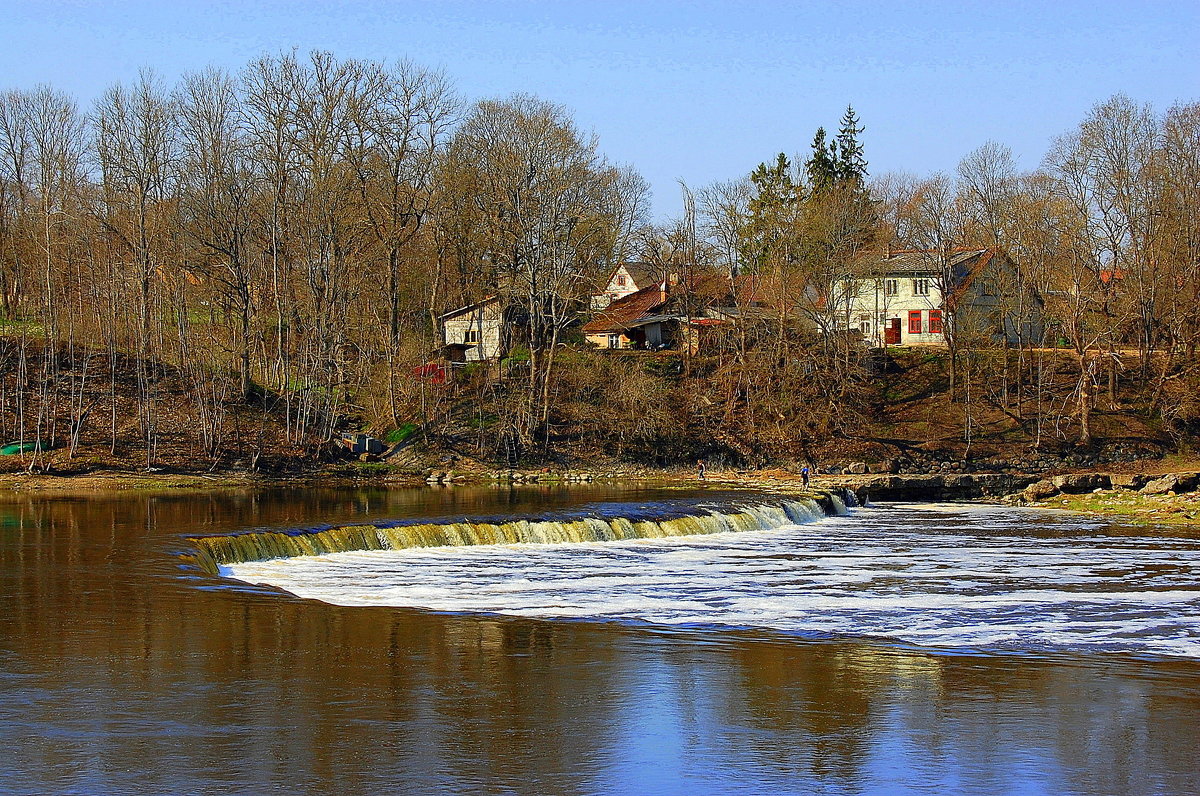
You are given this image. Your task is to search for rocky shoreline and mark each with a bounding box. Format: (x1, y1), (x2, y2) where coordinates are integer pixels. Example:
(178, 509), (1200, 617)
(701, 466), (1200, 528)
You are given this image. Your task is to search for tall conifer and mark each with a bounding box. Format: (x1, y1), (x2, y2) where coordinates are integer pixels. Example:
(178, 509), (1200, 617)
(804, 128), (838, 195)
(835, 105), (867, 185)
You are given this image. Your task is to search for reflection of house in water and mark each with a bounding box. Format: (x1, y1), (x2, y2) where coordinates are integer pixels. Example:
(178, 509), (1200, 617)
(439, 296), (506, 362)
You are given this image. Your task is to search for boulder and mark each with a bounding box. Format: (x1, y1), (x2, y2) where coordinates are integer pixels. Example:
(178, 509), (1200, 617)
(1109, 473), (1151, 491)
(1023, 479), (1060, 501)
(1141, 472), (1200, 495)
(1051, 473), (1111, 494)
(846, 462), (870, 474)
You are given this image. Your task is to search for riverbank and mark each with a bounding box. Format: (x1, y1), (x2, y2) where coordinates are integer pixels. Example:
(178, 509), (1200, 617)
(1021, 485), (1200, 526)
(0, 470), (282, 495)
(4, 459), (1200, 532)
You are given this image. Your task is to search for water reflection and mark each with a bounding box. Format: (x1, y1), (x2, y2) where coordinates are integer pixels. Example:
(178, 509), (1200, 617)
(0, 487), (1197, 794)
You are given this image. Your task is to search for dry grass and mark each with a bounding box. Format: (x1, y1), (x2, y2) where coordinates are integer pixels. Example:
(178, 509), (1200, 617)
(1031, 489), (1200, 527)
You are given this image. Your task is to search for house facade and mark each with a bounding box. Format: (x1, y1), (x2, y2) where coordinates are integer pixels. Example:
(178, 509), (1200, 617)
(590, 262), (659, 310)
(583, 284), (674, 350)
(843, 248), (1038, 347)
(440, 296), (505, 362)
(845, 260), (945, 346)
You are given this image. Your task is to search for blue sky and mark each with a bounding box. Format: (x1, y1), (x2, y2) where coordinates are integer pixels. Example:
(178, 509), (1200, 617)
(2, 0), (1197, 219)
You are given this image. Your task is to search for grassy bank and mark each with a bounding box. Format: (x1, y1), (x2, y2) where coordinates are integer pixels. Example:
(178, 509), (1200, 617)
(1030, 490), (1200, 527)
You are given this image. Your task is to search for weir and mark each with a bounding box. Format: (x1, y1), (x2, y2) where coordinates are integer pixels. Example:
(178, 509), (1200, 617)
(186, 489), (853, 576)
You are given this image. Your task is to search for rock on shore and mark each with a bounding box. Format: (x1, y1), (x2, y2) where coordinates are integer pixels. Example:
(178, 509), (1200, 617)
(994, 469), (1200, 526)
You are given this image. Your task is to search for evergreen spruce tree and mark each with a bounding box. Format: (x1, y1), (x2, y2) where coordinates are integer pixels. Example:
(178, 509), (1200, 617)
(804, 127), (838, 195)
(802, 108), (878, 288)
(741, 153), (800, 272)
(748, 153), (797, 217)
(834, 105), (867, 185)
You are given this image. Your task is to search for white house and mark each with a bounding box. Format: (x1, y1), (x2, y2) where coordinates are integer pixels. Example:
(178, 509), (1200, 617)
(440, 296), (505, 362)
(843, 248), (1037, 346)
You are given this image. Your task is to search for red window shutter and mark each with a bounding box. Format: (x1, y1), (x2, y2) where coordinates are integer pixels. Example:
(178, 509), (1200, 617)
(929, 310), (943, 334)
(908, 310), (922, 334)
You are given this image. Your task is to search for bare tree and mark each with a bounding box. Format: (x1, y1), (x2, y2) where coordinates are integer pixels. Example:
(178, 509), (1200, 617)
(92, 70), (179, 467)
(445, 94), (646, 452)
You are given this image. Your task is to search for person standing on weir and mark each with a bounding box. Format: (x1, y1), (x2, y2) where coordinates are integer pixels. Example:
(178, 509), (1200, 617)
(801, 465), (811, 489)
(697, 459), (707, 480)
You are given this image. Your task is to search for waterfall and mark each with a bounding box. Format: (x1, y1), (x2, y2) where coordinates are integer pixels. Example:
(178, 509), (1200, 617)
(186, 489), (854, 576)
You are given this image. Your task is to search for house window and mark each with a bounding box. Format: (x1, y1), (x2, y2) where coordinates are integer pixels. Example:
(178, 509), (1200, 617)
(608, 334), (621, 349)
(913, 278), (930, 296)
(929, 310), (943, 334)
(908, 310), (923, 335)
(616, 275), (627, 287)
(884, 279), (899, 296)
(464, 328), (479, 345)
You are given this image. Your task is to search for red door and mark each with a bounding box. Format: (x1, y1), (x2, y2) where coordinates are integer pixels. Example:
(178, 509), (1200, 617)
(884, 318), (901, 345)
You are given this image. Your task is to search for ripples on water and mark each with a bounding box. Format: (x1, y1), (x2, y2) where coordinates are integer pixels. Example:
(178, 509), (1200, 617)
(226, 503), (1200, 659)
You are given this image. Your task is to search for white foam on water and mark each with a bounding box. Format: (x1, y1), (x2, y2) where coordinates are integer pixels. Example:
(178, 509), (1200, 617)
(224, 504), (1200, 658)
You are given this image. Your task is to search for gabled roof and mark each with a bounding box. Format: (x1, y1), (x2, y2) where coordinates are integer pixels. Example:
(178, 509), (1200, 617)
(582, 284), (668, 333)
(848, 247), (1012, 307)
(944, 248), (998, 309)
(439, 295), (499, 320)
(860, 248), (993, 276)
(612, 261), (657, 289)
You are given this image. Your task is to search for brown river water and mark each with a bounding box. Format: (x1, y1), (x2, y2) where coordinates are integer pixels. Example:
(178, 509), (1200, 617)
(1, 484), (1198, 795)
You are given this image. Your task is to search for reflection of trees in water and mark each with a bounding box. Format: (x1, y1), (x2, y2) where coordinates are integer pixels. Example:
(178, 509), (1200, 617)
(724, 641), (897, 787)
(2, 492), (1199, 794)
(720, 633), (1200, 794)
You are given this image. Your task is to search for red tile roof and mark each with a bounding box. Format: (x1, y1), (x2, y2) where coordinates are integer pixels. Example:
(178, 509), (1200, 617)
(582, 284), (668, 333)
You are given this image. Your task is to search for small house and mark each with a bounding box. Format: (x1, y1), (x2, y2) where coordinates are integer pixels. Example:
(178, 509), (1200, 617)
(440, 296), (506, 362)
(583, 274), (732, 353)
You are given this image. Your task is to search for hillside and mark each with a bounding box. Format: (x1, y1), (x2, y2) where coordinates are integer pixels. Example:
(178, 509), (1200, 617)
(0, 337), (1187, 480)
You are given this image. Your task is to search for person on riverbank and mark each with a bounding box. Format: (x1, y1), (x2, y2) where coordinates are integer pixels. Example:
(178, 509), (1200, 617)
(697, 459), (707, 480)
(801, 465), (810, 488)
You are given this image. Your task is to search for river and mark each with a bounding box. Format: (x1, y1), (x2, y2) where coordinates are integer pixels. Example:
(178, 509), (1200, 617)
(1, 485), (1198, 794)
